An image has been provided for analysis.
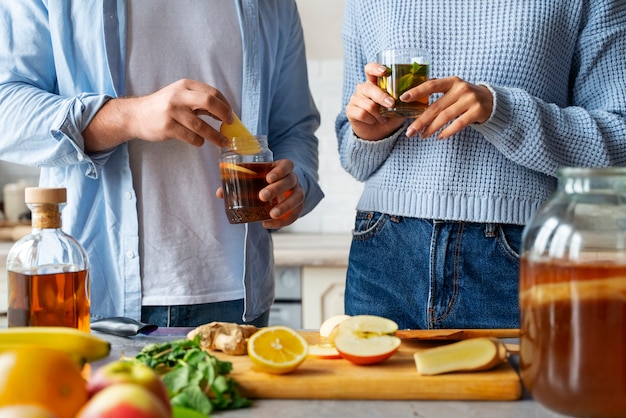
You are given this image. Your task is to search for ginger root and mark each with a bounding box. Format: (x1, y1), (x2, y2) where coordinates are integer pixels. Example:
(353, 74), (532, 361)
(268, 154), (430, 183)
(413, 337), (508, 376)
(187, 322), (258, 355)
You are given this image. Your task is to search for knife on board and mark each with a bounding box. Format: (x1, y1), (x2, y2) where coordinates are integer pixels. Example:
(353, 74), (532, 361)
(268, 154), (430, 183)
(395, 328), (520, 340)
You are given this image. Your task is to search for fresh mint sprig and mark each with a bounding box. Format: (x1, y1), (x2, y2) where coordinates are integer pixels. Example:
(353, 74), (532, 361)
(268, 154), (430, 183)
(135, 336), (252, 416)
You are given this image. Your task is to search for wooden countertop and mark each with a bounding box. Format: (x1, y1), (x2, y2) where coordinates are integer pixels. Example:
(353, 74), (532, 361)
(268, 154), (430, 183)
(271, 233), (351, 267)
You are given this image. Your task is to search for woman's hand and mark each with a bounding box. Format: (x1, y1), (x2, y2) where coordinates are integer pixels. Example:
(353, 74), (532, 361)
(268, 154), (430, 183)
(344, 63), (406, 141)
(402, 76), (493, 139)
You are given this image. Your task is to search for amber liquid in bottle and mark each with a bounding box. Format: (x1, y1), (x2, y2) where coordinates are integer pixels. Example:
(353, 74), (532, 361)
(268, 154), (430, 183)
(7, 188), (90, 332)
(8, 269), (90, 332)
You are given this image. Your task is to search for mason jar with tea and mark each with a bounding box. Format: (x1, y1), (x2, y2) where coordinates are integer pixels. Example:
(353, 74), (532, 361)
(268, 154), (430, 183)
(220, 135), (277, 224)
(6, 187), (90, 332)
(520, 167), (626, 417)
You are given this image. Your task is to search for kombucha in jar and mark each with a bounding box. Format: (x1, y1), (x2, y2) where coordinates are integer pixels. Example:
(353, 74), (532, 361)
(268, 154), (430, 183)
(520, 168), (626, 418)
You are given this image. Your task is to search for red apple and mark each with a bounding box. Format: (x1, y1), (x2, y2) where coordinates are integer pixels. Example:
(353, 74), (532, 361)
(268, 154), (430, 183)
(87, 360), (170, 415)
(76, 383), (171, 418)
(0, 404), (59, 418)
(333, 315), (401, 365)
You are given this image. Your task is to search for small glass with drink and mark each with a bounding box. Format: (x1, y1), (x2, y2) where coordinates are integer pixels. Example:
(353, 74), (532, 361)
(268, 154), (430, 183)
(377, 48), (431, 118)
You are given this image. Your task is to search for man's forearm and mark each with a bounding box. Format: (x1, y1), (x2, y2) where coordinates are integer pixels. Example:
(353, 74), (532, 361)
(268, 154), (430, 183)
(83, 97), (139, 152)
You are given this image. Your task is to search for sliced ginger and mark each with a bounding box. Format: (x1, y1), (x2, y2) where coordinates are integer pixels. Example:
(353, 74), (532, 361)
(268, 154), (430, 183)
(413, 337), (508, 376)
(220, 112), (262, 155)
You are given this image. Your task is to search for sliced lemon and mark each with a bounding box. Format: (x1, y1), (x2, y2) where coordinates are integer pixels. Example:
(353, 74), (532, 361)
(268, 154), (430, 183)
(220, 112), (262, 155)
(219, 161), (257, 175)
(247, 326), (308, 374)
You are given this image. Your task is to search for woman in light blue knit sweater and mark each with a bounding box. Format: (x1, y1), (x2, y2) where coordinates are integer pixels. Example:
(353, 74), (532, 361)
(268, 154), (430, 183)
(335, 0), (626, 329)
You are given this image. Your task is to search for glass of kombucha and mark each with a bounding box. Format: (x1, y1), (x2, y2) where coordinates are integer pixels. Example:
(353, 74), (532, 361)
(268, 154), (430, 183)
(220, 135), (277, 224)
(377, 48), (430, 118)
(520, 167), (626, 417)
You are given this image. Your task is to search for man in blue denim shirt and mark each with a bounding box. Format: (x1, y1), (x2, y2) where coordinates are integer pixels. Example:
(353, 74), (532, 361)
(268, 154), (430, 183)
(0, 1), (323, 327)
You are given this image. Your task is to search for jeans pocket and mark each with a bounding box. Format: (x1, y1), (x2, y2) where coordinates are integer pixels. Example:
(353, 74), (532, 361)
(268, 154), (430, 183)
(352, 211), (389, 240)
(495, 224), (524, 262)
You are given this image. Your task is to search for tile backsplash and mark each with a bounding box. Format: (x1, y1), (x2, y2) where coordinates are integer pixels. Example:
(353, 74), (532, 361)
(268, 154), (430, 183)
(0, 59), (362, 235)
(284, 59), (363, 234)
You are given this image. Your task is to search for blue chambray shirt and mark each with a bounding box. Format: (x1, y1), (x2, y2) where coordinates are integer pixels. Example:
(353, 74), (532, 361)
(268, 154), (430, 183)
(0, 0), (323, 321)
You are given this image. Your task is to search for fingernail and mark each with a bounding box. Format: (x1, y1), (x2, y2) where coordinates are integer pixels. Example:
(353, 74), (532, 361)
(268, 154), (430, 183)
(383, 97), (395, 107)
(259, 190), (271, 201)
(270, 208), (281, 218)
(406, 127), (416, 137)
(399, 92), (410, 102)
(378, 65), (388, 74)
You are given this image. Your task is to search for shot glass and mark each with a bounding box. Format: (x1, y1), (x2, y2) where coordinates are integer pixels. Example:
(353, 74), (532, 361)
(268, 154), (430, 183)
(377, 48), (431, 118)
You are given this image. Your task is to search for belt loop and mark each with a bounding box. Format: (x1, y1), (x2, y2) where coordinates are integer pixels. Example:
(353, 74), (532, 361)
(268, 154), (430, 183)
(485, 223), (497, 238)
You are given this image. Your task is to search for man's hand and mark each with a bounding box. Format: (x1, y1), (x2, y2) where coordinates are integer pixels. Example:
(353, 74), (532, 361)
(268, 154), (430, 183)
(83, 79), (234, 152)
(216, 159), (304, 229)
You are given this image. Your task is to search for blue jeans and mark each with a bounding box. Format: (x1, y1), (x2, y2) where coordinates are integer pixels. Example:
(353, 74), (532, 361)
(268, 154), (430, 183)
(345, 212), (523, 330)
(141, 299), (270, 328)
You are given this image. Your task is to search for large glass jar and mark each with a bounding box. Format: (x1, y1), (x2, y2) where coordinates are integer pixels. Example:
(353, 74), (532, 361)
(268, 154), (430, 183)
(520, 168), (626, 417)
(6, 187), (90, 332)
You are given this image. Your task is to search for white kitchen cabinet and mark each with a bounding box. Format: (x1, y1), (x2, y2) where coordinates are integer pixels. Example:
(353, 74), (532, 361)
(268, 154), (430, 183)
(301, 266), (347, 330)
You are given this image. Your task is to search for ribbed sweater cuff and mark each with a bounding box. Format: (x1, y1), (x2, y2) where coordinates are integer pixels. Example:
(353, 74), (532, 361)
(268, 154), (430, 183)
(472, 84), (512, 140)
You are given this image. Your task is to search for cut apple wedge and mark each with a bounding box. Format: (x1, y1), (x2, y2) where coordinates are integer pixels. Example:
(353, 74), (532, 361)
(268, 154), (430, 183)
(333, 315), (401, 365)
(308, 343), (341, 359)
(220, 112), (262, 155)
(320, 314), (351, 340)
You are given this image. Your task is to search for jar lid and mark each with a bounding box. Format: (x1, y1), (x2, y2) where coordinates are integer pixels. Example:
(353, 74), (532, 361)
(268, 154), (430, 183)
(24, 187), (67, 204)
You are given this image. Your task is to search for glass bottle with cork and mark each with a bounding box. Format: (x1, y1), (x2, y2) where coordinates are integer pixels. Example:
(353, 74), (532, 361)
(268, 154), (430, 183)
(6, 187), (90, 332)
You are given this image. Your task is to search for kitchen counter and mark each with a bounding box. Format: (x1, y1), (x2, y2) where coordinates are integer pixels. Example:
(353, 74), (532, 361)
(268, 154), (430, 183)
(272, 233), (351, 267)
(90, 329), (569, 418)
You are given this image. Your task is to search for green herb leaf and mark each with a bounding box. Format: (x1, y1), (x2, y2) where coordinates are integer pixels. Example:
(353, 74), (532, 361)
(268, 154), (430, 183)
(135, 336), (252, 417)
(410, 62), (428, 78)
(397, 73), (414, 94)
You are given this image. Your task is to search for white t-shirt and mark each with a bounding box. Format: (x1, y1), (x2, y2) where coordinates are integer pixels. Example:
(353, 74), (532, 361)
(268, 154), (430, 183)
(126, 0), (245, 306)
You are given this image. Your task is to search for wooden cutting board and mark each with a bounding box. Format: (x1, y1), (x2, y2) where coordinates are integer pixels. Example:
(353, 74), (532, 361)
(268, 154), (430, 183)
(209, 332), (523, 401)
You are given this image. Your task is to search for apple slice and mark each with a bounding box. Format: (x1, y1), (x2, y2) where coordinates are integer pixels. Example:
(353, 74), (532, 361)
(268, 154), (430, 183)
(333, 315), (401, 365)
(308, 343), (341, 359)
(319, 314), (351, 340)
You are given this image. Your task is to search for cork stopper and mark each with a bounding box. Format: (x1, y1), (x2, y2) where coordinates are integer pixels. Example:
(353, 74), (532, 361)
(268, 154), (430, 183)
(25, 188), (66, 229)
(24, 187), (67, 204)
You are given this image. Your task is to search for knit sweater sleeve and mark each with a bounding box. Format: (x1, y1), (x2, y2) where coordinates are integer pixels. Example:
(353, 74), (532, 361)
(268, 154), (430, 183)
(473, 1), (626, 176)
(334, 0), (405, 182)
